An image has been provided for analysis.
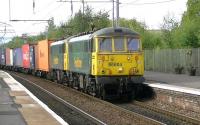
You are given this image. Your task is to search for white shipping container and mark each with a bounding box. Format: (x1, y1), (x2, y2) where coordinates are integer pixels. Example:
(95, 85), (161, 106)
(10, 49), (13, 66)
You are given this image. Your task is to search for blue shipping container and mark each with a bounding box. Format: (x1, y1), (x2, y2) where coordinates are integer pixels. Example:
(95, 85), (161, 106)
(13, 48), (23, 67)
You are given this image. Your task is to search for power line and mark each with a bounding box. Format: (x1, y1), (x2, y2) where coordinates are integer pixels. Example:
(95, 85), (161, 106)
(35, 0), (56, 14)
(42, 3), (64, 19)
(8, 0), (53, 22)
(58, 0), (114, 15)
(122, 0), (139, 5)
(57, 0), (113, 3)
(10, 19), (51, 22)
(122, 0), (176, 5)
(0, 22), (12, 26)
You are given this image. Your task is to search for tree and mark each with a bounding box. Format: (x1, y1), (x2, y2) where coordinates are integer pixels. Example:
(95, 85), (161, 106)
(161, 13), (179, 48)
(67, 6), (110, 35)
(120, 18), (164, 49)
(175, 0), (200, 48)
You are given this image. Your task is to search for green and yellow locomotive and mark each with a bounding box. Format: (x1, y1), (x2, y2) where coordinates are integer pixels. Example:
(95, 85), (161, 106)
(51, 27), (144, 99)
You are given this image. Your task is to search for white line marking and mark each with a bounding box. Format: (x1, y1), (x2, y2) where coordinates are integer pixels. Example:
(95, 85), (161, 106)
(145, 82), (200, 96)
(2, 71), (68, 125)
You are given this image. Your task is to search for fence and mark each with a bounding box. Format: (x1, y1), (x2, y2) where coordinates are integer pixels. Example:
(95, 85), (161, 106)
(144, 48), (200, 75)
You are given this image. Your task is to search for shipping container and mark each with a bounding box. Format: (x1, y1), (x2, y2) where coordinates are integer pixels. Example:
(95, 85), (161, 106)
(22, 44), (30, 68)
(22, 44), (37, 69)
(37, 40), (52, 72)
(6, 48), (13, 66)
(13, 48), (23, 67)
(34, 45), (39, 70)
(50, 40), (64, 70)
(29, 45), (36, 69)
(5, 48), (10, 65)
(10, 49), (13, 66)
(0, 48), (6, 65)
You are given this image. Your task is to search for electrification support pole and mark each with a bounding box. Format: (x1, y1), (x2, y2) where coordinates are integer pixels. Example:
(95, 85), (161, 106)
(112, 0), (115, 27)
(9, 0), (11, 20)
(82, 0), (85, 15)
(116, 0), (119, 27)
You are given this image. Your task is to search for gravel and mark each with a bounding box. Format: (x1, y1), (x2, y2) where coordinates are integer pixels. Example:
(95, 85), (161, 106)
(10, 72), (156, 125)
(143, 88), (200, 120)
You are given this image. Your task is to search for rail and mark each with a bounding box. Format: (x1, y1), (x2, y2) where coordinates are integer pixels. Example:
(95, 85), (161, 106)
(134, 101), (200, 125)
(11, 73), (106, 125)
(10, 72), (164, 125)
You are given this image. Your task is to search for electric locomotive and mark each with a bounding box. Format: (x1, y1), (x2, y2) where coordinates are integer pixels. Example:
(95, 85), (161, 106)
(53, 27), (144, 99)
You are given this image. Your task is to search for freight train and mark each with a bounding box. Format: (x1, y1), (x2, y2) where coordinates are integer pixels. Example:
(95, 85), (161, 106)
(0, 27), (144, 99)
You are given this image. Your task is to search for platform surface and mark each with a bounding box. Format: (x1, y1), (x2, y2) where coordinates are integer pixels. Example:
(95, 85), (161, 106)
(145, 71), (200, 89)
(0, 71), (68, 125)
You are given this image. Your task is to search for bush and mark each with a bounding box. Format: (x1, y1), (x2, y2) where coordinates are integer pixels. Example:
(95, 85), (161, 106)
(188, 66), (196, 76)
(174, 65), (184, 74)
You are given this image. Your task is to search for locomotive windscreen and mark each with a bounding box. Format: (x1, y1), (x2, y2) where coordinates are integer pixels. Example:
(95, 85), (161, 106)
(97, 37), (140, 52)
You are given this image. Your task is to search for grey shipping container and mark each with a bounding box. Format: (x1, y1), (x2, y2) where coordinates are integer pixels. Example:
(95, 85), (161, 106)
(0, 48), (6, 65)
(13, 48), (23, 67)
(50, 41), (64, 70)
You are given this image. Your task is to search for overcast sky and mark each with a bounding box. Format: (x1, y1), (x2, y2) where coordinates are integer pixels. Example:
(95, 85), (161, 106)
(0, 0), (187, 42)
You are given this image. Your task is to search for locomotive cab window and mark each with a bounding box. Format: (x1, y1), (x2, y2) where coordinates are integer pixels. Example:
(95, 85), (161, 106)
(127, 38), (140, 51)
(114, 37), (125, 51)
(98, 37), (112, 52)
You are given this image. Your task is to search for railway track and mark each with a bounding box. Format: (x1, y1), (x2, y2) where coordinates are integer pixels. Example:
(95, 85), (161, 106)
(133, 101), (200, 125)
(8, 71), (200, 125)
(11, 72), (105, 125)
(9, 71), (163, 125)
(142, 84), (200, 122)
(10, 71), (200, 125)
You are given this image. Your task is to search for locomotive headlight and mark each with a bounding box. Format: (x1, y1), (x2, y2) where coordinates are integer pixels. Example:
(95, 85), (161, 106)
(118, 67), (123, 73)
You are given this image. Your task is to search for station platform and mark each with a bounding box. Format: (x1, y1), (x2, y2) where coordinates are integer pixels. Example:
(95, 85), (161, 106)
(0, 70), (68, 125)
(144, 71), (200, 89)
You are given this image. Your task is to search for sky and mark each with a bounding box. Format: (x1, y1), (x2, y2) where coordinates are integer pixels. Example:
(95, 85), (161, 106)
(0, 0), (187, 43)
